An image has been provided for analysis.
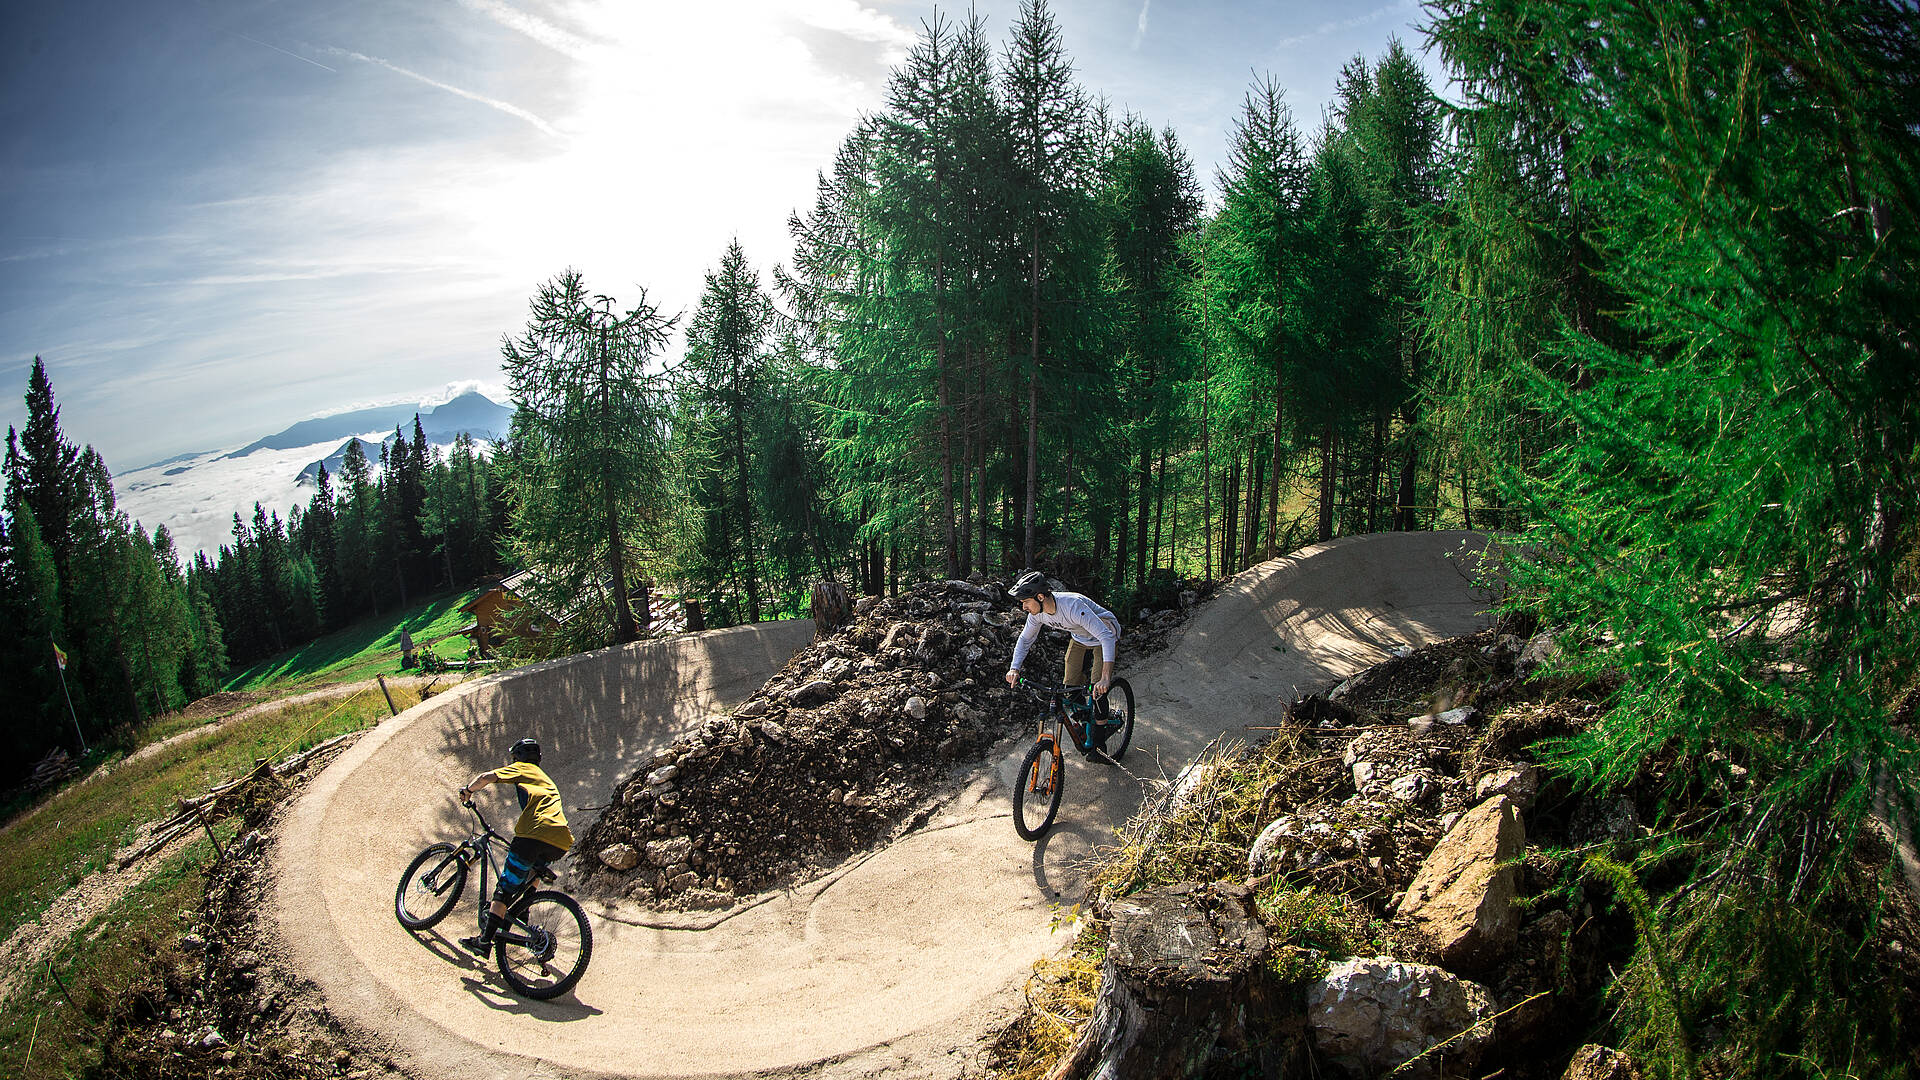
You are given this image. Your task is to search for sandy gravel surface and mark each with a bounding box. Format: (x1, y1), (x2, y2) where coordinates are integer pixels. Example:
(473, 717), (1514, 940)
(272, 531), (1493, 1079)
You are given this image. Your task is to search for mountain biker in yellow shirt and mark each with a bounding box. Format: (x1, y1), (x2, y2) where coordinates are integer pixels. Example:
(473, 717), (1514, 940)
(457, 737), (573, 955)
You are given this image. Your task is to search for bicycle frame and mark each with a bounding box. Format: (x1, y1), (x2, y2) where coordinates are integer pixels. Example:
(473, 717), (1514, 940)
(453, 802), (548, 942)
(1018, 678), (1102, 752)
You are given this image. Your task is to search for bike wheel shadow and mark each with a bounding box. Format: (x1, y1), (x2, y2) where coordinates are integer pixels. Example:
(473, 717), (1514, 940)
(404, 927), (605, 1019)
(1027, 819), (1099, 904)
(457, 974), (604, 1019)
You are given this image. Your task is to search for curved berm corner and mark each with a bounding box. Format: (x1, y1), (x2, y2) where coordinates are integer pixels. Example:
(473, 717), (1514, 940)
(274, 531), (1493, 1080)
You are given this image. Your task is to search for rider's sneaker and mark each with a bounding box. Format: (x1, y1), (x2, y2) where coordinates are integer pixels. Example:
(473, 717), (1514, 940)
(459, 934), (492, 956)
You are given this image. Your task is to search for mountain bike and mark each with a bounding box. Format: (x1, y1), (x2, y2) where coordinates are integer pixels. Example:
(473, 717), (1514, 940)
(394, 798), (594, 1000)
(1010, 676), (1135, 841)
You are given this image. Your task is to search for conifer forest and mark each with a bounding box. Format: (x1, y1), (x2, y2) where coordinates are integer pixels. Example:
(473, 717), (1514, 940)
(3, 2), (1918, 1069)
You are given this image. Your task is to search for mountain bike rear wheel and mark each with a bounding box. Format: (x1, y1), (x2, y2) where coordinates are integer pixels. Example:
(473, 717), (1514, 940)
(496, 890), (593, 1000)
(395, 843), (466, 930)
(1013, 736), (1064, 841)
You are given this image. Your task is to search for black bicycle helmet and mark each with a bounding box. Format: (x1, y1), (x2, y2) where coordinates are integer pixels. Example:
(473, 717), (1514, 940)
(509, 737), (542, 765)
(1008, 570), (1048, 601)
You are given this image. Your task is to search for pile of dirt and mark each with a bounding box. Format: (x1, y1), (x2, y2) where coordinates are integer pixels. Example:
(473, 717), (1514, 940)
(576, 576), (1212, 907)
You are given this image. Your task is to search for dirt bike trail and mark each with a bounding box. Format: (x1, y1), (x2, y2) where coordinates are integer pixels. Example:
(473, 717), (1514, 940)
(272, 531), (1493, 1079)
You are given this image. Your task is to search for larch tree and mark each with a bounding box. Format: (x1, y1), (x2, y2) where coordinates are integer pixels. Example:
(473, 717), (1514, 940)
(501, 269), (676, 648)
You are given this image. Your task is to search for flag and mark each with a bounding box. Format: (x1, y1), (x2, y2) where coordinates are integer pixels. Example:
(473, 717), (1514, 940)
(52, 639), (67, 671)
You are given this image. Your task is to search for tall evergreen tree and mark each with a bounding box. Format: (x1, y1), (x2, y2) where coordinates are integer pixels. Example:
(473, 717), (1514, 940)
(675, 240), (777, 623)
(501, 269), (676, 648)
(1209, 74), (1308, 567)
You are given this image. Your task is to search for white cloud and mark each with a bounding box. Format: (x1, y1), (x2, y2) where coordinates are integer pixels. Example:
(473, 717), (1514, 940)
(452, 0), (598, 59)
(1275, 0), (1419, 48)
(322, 46), (568, 138)
(1133, 1), (1151, 51)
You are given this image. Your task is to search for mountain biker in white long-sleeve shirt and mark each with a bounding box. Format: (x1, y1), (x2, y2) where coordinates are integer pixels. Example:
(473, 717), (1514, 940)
(1003, 570), (1122, 699)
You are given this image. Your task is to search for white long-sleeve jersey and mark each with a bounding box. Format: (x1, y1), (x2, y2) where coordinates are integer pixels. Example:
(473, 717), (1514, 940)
(1009, 591), (1121, 672)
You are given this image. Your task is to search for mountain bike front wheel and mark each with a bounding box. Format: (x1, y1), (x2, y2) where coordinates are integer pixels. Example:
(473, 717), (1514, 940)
(1013, 736), (1064, 841)
(1106, 678), (1136, 761)
(496, 890), (593, 1000)
(395, 843), (467, 930)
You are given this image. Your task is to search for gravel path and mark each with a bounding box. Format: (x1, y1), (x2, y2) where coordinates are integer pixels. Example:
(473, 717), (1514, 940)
(271, 532), (1495, 1080)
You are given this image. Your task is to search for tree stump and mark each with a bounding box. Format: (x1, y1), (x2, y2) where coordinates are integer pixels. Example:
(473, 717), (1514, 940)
(1049, 883), (1273, 1080)
(684, 599), (706, 632)
(634, 578), (653, 635)
(810, 580), (852, 638)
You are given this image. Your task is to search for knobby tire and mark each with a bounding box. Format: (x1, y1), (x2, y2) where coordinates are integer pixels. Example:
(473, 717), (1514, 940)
(1107, 678), (1136, 761)
(395, 843), (467, 930)
(1014, 737), (1064, 841)
(495, 890), (593, 1000)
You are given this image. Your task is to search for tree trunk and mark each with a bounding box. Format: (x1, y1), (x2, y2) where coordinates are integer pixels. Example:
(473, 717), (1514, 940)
(1318, 423), (1336, 543)
(1222, 461), (1239, 576)
(1048, 883), (1273, 1080)
(1265, 367), (1285, 559)
(1394, 411), (1418, 532)
(1025, 373), (1040, 570)
(600, 325), (637, 644)
(1369, 412), (1386, 533)
(1153, 447), (1168, 572)
(1134, 447), (1151, 594)
(1242, 443), (1262, 572)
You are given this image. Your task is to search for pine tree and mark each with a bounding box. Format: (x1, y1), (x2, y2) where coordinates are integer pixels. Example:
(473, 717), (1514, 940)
(675, 240), (777, 623)
(1428, 2), (1920, 1072)
(1003, 0), (1093, 568)
(501, 269), (676, 648)
(1209, 74), (1308, 567)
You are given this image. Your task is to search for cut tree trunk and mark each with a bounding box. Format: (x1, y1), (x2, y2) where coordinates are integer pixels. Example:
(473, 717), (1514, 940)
(1049, 883), (1275, 1080)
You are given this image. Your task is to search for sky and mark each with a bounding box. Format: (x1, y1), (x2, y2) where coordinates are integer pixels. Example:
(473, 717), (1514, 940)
(1, 0), (1448, 476)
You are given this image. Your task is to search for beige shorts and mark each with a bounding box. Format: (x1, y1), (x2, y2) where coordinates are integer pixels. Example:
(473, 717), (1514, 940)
(1063, 619), (1121, 686)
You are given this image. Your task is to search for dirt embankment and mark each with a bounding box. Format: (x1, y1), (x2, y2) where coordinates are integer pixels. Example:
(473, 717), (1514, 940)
(576, 577), (1211, 906)
(997, 627), (1920, 1080)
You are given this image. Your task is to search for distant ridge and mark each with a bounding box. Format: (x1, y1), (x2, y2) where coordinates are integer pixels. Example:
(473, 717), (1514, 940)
(293, 392), (511, 485)
(221, 403), (424, 459)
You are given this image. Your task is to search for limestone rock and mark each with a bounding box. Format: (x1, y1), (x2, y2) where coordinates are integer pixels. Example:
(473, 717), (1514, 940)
(645, 764), (679, 787)
(1518, 629), (1561, 675)
(597, 843), (640, 871)
(1474, 763), (1541, 809)
(790, 679), (837, 706)
(1397, 795), (1526, 971)
(645, 836), (694, 868)
(1307, 957), (1492, 1080)
(1562, 1044), (1643, 1080)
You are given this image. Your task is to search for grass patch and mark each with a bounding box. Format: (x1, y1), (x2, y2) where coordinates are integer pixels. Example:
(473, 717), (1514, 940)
(988, 925), (1105, 1080)
(222, 588), (481, 693)
(0, 685), (415, 936)
(2, 829), (224, 1080)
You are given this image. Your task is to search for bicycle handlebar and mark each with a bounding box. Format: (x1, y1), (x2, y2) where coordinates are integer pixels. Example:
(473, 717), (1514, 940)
(1013, 677), (1100, 699)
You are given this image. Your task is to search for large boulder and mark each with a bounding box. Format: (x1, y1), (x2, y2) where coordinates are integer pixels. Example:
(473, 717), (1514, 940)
(1396, 795), (1526, 971)
(1306, 957), (1493, 1080)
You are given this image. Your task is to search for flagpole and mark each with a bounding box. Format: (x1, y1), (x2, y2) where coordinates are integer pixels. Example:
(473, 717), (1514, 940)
(52, 638), (87, 755)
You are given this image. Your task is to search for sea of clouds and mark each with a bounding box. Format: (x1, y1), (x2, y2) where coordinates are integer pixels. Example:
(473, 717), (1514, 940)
(114, 433), (398, 562)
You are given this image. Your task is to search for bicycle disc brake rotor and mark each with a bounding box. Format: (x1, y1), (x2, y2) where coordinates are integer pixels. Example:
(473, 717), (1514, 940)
(522, 924), (556, 963)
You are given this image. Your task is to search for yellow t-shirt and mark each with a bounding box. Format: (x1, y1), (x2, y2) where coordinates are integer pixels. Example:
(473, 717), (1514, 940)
(492, 762), (574, 853)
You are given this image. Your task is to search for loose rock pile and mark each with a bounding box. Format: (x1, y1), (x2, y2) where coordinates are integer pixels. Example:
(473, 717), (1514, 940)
(1044, 628), (1659, 1080)
(579, 577), (1185, 907)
